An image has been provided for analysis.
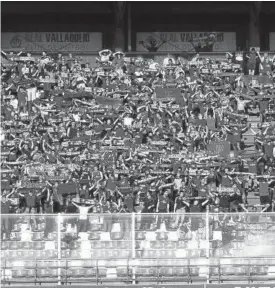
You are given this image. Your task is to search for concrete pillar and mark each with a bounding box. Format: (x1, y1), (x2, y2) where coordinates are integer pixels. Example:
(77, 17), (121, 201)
(113, 1), (126, 51)
(248, 1), (261, 48)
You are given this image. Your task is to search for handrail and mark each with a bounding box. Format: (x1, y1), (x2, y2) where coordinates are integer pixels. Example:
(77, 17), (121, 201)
(2, 257), (275, 285)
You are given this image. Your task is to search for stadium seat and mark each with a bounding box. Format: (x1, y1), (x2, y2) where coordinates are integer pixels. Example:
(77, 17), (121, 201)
(1, 241), (9, 250)
(136, 232), (146, 240)
(142, 249), (155, 258)
(156, 232), (168, 241)
(61, 250), (71, 258)
(8, 241), (19, 250)
(21, 241), (33, 250)
(234, 266), (248, 276)
(104, 241), (113, 249)
(89, 232), (100, 240)
(32, 232), (44, 241)
(92, 241), (104, 249)
(250, 266), (267, 275)
(110, 232), (124, 240)
(1, 250), (7, 260)
(163, 241), (176, 249)
(136, 267), (158, 277)
(175, 267), (189, 277)
(37, 269), (50, 278)
(37, 222), (46, 232)
(48, 233), (57, 241)
(12, 269), (28, 278)
(159, 267), (175, 277)
(188, 249), (200, 258)
(61, 242), (68, 250)
(116, 267), (129, 277)
(29, 250), (37, 259)
(210, 267), (219, 276)
(150, 241), (163, 249)
(200, 249), (207, 257)
(89, 223), (101, 232)
(67, 268), (86, 278)
(25, 269), (36, 278)
(161, 249), (175, 258)
(236, 230), (246, 240)
(70, 250), (82, 259)
(117, 241), (130, 249)
(152, 250), (162, 258)
(25, 261), (36, 268)
(11, 223), (21, 232)
(221, 267), (235, 275)
(98, 268), (107, 277)
(33, 242), (45, 250)
(190, 269), (199, 279)
(69, 241), (78, 250)
(95, 249), (109, 259)
(83, 268), (97, 278)
(176, 241), (188, 249)
(121, 249), (131, 258)
(9, 251), (18, 259)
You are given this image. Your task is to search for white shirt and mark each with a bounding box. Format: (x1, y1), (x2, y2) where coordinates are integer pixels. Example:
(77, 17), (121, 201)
(27, 87), (37, 102)
(21, 67), (29, 75)
(135, 71), (144, 83)
(78, 206), (91, 220)
(236, 98), (249, 111)
(124, 117), (133, 126)
(0, 130), (5, 142)
(174, 178), (182, 190)
(100, 55), (110, 62)
(149, 62), (159, 70)
(73, 114), (80, 122)
(10, 99), (18, 110)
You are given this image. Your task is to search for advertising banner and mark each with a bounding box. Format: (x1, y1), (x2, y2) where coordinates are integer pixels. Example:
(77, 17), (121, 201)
(1, 32), (102, 52)
(136, 32), (236, 52)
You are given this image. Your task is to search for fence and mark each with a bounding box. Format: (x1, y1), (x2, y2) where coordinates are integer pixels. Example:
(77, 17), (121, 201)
(1, 212), (275, 285)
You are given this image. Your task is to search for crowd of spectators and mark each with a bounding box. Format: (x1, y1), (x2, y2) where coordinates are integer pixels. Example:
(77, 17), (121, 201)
(1, 48), (275, 240)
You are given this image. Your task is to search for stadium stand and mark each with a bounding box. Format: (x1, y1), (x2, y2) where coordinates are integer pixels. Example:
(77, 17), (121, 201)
(1, 45), (275, 285)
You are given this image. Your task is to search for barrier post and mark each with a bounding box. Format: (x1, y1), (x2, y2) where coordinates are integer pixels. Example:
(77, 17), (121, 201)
(206, 207), (210, 284)
(57, 213), (61, 285)
(131, 212), (136, 284)
(127, 2), (132, 52)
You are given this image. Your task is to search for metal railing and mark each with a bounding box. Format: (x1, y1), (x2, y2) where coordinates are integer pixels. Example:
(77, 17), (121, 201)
(2, 257), (275, 285)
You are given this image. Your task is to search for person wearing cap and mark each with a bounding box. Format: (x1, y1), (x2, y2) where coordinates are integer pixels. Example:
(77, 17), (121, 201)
(98, 49), (112, 64)
(113, 51), (125, 67)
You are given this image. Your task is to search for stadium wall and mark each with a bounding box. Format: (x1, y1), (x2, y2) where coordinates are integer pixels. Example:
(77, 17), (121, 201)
(2, 2), (275, 52)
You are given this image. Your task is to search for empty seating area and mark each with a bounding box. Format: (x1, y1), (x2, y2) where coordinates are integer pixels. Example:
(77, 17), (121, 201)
(2, 258), (275, 285)
(209, 214), (275, 258)
(1, 213), (275, 284)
